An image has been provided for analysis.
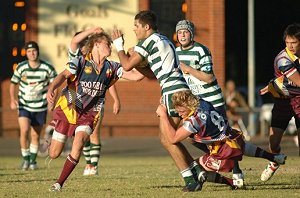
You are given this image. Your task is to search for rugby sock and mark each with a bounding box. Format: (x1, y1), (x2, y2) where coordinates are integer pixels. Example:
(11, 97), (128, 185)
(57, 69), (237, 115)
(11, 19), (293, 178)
(90, 143), (101, 167)
(29, 144), (38, 164)
(189, 161), (206, 180)
(207, 172), (233, 187)
(57, 154), (78, 187)
(21, 148), (30, 161)
(181, 167), (197, 185)
(244, 143), (276, 162)
(83, 141), (91, 165)
(232, 161), (242, 174)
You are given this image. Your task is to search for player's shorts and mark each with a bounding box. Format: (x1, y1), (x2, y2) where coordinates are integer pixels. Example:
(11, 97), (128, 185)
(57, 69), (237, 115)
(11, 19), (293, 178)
(19, 109), (47, 126)
(199, 132), (244, 172)
(54, 119), (93, 137)
(51, 119), (93, 143)
(271, 96), (300, 130)
(162, 93), (178, 117)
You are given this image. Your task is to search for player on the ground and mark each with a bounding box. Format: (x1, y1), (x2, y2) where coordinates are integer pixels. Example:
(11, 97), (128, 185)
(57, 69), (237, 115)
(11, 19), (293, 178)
(175, 19), (244, 185)
(156, 90), (287, 190)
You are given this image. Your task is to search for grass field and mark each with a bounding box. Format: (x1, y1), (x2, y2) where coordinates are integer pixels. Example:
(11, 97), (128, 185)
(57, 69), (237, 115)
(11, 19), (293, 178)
(1, 154), (300, 198)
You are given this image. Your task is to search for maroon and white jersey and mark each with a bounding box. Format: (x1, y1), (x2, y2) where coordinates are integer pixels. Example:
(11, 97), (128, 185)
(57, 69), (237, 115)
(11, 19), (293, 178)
(270, 48), (300, 97)
(53, 54), (121, 126)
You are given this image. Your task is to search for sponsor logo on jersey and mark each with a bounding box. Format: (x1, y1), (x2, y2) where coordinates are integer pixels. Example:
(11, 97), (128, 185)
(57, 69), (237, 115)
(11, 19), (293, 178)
(106, 68), (112, 78)
(84, 66), (92, 74)
(21, 75), (27, 82)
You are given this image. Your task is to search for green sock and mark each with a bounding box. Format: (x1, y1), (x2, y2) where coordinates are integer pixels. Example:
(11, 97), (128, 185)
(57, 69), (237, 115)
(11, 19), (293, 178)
(29, 144), (38, 164)
(181, 168), (197, 185)
(189, 161), (206, 180)
(21, 148), (30, 161)
(83, 141), (91, 165)
(90, 143), (101, 167)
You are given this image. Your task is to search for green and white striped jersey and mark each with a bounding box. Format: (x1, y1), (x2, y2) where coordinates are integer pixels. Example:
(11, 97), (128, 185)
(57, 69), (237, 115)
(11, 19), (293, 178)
(11, 60), (57, 112)
(176, 42), (225, 108)
(134, 32), (189, 95)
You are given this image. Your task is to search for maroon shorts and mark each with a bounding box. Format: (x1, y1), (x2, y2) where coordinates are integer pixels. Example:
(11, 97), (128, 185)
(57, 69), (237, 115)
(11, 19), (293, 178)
(199, 133), (244, 172)
(54, 120), (93, 137)
(271, 96), (300, 130)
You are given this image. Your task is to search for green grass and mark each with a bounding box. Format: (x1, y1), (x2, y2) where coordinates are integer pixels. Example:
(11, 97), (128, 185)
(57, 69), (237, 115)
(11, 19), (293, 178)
(0, 155), (300, 198)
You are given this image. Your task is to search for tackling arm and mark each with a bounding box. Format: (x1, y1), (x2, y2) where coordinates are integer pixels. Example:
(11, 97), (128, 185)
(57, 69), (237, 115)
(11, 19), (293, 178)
(156, 104), (192, 144)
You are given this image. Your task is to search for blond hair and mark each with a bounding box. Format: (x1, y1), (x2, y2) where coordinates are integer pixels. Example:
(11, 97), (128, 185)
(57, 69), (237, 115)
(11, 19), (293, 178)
(172, 90), (199, 112)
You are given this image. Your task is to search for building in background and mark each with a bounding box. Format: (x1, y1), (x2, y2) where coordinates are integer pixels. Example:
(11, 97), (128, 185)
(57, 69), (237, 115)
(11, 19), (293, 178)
(2, 0), (299, 138)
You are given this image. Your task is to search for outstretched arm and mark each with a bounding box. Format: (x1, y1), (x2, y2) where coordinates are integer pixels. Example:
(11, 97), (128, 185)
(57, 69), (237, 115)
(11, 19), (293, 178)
(121, 68), (145, 81)
(156, 104), (191, 144)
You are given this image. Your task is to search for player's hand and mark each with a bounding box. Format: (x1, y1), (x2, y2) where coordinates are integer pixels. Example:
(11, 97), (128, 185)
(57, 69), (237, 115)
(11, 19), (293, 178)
(260, 85), (269, 95)
(92, 27), (103, 34)
(179, 62), (190, 74)
(156, 104), (167, 117)
(127, 47), (134, 56)
(111, 30), (123, 41)
(10, 100), (18, 110)
(47, 89), (55, 105)
(112, 101), (121, 115)
(111, 30), (124, 52)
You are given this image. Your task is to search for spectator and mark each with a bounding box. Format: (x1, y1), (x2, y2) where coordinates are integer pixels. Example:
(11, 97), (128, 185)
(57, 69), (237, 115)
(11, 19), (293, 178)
(224, 80), (251, 134)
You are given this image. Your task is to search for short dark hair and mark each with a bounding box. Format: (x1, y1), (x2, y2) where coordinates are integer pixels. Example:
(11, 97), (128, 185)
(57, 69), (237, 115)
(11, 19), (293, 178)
(24, 41), (39, 56)
(134, 10), (158, 31)
(283, 23), (300, 41)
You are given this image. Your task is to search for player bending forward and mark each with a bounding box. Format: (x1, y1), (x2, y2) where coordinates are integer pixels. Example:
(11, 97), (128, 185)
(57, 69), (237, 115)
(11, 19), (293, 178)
(156, 90), (287, 190)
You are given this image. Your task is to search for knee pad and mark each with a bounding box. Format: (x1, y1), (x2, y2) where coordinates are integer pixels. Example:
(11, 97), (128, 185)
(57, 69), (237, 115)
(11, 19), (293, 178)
(52, 131), (67, 143)
(75, 125), (92, 135)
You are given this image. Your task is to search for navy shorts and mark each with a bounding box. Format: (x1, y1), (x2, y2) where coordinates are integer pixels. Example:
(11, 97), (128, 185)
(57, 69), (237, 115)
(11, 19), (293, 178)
(19, 109), (47, 126)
